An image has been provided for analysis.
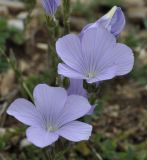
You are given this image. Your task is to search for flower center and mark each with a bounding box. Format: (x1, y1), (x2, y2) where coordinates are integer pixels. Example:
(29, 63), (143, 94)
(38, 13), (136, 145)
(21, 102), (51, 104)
(87, 72), (96, 78)
(47, 125), (57, 132)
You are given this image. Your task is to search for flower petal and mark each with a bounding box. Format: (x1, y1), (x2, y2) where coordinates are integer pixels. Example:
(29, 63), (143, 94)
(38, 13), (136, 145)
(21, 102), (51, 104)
(26, 127), (59, 148)
(80, 6), (125, 37)
(81, 26), (116, 73)
(58, 63), (86, 79)
(42, 0), (60, 16)
(56, 34), (86, 73)
(111, 43), (134, 75)
(67, 79), (87, 98)
(87, 66), (117, 83)
(33, 84), (67, 123)
(56, 121), (92, 142)
(87, 105), (96, 115)
(7, 98), (40, 126)
(57, 95), (91, 126)
(109, 7), (125, 36)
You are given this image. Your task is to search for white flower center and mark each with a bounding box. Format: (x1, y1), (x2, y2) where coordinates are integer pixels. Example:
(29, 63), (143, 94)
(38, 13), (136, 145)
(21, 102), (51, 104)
(47, 125), (57, 132)
(87, 72), (96, 78)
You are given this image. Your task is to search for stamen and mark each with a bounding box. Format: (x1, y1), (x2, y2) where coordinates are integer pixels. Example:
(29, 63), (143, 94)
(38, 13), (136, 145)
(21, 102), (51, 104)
(87, 72), (96, 78)
(47, 125), (57, 132)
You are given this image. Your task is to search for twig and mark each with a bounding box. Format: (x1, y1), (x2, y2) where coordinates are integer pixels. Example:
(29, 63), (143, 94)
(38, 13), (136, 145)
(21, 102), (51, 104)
(0, 48), (33, 101)
(89, 144), (103, 160)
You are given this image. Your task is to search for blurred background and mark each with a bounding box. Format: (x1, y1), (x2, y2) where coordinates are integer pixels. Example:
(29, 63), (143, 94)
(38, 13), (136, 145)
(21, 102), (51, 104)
(0, 0), (147, 159)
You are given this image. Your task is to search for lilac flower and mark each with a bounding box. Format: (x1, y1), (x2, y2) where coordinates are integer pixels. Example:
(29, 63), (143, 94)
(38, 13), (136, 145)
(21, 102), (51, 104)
(67, 79), (95, 115)
(67, 79), (87, 98)
(7, 84), (92, 148)
(67, 79), (96, 115)
(41, 0), (61, 16)
(56, 25), (134, 84)
(80, 6), (125, 37)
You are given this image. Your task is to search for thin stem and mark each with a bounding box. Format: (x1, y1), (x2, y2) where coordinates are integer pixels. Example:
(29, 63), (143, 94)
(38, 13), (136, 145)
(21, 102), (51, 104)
(89, 144), (103, 160)
(0, 48), (33, 101)
(45, 15), (60, 85)
(63, 0), (70, 34)
(44, 145), (56, 160)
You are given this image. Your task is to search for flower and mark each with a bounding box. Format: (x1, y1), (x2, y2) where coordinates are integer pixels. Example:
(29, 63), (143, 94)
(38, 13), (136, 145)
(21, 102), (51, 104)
(67, 79), (87, 98)
(80, 6), (125, 37)
(67, 79), (95, 115)
(56, 25), (134, 84)
(41, 0), (61, 16)
(7, 84), (92, 148)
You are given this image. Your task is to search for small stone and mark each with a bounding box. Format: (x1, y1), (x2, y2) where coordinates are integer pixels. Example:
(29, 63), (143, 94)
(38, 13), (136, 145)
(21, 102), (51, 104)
(8, 19), (24, 31)
(20, 138), (31, 148)
(36, 43), (48, 51)
(19, 60), (30, 72)
(17, 12), (28, 20)
(138, 48), (147, 65)
(0, 128), (6, 137)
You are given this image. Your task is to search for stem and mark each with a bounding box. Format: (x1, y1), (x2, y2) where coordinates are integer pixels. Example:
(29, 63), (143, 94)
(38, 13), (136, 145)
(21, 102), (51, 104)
(63, 0), (70, 34)
(45, 15), (60, 85)
(0, 48), (33, 101)
(89, 144), (103, 160)
(44, 145), (56, 160)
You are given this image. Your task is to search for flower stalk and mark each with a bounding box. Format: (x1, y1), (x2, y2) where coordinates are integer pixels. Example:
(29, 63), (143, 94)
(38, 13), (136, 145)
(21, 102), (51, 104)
(45, 15), (60, 84)
(0, 48), (33, 101)
(63, 0), (70, 34)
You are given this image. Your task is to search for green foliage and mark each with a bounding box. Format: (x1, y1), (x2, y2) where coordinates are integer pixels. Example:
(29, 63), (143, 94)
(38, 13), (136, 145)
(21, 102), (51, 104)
(8, 27), (25, 45)
(0, 127), (25, 150)
(24, 72), (51, 93)
(92, 133), (147, 160)
(131, 64), (147, 85)
(0, 18), (9, 50)
(123, 33), (140, 48)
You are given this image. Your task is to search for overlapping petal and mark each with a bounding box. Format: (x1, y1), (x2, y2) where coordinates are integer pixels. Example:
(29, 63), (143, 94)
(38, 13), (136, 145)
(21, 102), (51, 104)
(56, 34), (85, 73)
(56, 121), (92, 141)
(81, 26), (116, 74)
(26, 127), (59, 148)
(80, 6), (125, 37)
(67, 79), (87, 98)
(57, 95), (91, 126)
(33, 84), (67, 123)
(58, 64), (86, 79)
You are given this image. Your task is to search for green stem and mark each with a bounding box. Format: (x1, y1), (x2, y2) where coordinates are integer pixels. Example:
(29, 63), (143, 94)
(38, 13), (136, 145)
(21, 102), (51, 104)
(45, 16), (60, 85)
(22, 82), (33, 101)
(63, 0), (70, 34)
(0, 48), (33, 101)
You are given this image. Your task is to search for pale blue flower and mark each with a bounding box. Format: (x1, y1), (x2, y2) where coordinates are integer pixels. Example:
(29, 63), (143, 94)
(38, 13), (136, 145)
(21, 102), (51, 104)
(7, 84), (92, 148)
(41, 0), (61, 16)
(80, 6), (125, 37)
